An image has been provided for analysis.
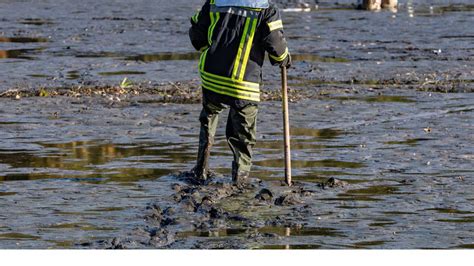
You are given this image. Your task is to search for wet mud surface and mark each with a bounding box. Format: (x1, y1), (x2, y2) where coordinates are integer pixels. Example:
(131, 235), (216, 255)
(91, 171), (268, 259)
(0, 88), (473, 248)
(0, 0), (472, 93)
(0, 0), (473, 249)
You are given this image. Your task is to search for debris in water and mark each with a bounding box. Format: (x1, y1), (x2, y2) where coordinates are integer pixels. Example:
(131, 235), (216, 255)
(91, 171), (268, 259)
(274, 194), (302, 206)
(255, 188), (274, 201)
(319, 178), (348, 189)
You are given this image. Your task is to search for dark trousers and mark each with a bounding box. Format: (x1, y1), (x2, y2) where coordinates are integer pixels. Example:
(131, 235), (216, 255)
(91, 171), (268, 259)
(195, 89), (258, 178)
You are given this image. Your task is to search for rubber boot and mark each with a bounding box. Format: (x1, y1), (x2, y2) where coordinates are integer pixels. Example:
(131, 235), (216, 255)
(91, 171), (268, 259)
(193, 135), (213, 181)
(231, 162), (250, 186)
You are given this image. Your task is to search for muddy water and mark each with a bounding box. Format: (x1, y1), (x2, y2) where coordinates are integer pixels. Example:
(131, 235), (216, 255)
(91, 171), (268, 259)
(0, 0), (472, 91)
(0, 0), (473, 249)
(0, 88), (473, 248)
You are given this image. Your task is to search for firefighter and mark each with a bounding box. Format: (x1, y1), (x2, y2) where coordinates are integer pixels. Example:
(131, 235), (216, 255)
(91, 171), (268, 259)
(188, 0), (291, 185)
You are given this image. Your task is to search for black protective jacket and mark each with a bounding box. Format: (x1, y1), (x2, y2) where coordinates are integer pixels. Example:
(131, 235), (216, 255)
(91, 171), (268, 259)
(189, 0), (290, 102)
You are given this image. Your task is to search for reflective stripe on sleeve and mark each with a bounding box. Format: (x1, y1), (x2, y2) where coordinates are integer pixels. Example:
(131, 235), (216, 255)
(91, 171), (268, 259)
(267, 20), (283, 31)
(191, 12), (199, 24)
(208, 12), (220, 46)
(199, 10), (220, 71)
(269, 47), (289, 62)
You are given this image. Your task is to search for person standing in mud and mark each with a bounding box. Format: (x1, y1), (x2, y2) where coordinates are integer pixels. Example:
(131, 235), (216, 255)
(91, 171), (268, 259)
(188, 0), (291, 185)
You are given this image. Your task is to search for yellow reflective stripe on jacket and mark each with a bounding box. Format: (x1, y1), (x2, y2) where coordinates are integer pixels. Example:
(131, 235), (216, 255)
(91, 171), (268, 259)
(200, 70), (260, 90)
(238, 18), (258, 81)
(267, 20), (283, 31)
(201, 77), (259, 97)
(269, 47), (289, 62)
(202, 81), (260, 102)
(232, 17), (251, 79)
(201, 73), (259, 93)
(200, 71), (261, 102)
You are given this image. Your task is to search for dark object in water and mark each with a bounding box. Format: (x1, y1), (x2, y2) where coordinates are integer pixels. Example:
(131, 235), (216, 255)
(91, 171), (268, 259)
(274, 194), (301, 206)
(319, 177), (348, 189)
(255, 188), (274, 201)
(107, 237), (125, 249)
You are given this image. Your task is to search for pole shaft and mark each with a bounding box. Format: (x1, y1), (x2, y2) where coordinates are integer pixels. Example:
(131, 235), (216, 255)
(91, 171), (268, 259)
(281, 66), (292, 186)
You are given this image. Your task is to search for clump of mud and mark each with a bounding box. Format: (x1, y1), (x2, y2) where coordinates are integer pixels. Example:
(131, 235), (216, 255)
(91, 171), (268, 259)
(100, 175), (346, 249)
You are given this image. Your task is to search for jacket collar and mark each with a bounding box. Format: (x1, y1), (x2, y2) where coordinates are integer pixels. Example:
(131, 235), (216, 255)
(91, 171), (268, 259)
(214, 0), (270, 8)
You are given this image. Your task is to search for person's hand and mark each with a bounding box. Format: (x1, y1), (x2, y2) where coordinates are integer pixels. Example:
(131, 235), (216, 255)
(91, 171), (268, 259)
(280, 53), (292, 69)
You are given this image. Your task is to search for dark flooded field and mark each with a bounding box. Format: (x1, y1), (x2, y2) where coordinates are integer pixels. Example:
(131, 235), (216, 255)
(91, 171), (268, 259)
(0, 0), (473, 249)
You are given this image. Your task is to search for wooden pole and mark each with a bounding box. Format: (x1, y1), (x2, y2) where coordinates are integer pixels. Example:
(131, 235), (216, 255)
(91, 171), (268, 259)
(281, 66), (292, 186)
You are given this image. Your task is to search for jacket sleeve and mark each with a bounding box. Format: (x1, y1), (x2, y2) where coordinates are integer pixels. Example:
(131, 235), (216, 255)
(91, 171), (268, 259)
(261, 5), (290, 66)
(189, 1), (211, 52)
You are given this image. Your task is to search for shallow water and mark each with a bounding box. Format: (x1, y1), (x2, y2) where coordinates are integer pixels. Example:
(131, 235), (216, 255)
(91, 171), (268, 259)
(0, 0), (472, 91)
(0, 0), (473, 249)
(0, 88), (473, 248)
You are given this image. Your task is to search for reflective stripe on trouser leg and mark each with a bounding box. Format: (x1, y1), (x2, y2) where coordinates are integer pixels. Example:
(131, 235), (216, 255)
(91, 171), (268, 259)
(226, 103), (258, 173)
(196, 97), (226, 178)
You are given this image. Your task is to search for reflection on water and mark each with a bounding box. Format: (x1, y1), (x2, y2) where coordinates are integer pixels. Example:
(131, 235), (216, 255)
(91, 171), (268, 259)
(177, 226), (344, 238)
(0, 37), (49, 43)
(327, 185), (404, 202)
(352, 240), (387, 248)
(436, 217), (474, 223)
(0, 141), (196, 182)
(66, 70), (80, 80)
(261, 244), (322, 249)
(0, 233), (40, 240)
(290, 128), (343, 139)
(368, 221), (396, 227)
(126, 53), (351, 63)
(345, 185), (401, 195)
(215, 128), (351, 152)
(259, 226), (344, 237)
(426, 208), (473, 215)
(42, 223), (116, 231)
(291, 54), (350, 63)
(255, 140), (357, 152)
(254, 158), (365, 169)
(384, 138), (432, 146)
(0, 192), (17, 196)
(0, 49), (40, 59)
(70, 51), (350, 64)
(289, 77), (413, 88)
(28, 74), (53, 78)
(18, 18), (54, 26)
(98, 71), (146, 76)
(456, 244), (474, 249)
(177, 228), (247, 238)
(264, 128), (343, 139)
(126, 53), (201, 62)
(49, 240), (74, 248)
(332, 95), (415, 103)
